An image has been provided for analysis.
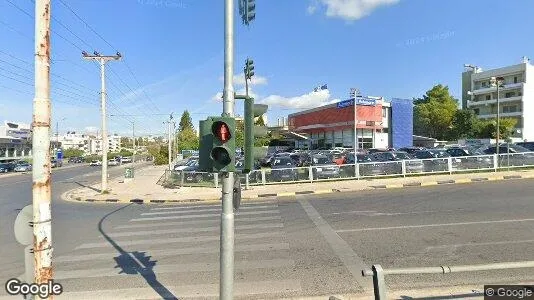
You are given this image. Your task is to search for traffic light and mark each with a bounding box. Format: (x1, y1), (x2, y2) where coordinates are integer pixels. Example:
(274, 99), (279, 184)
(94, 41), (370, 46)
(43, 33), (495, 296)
(245, 58), (254, 80)
(211, 117), (236, 172)
(244, 97), (268, 173)
(198, 119), (213, 172)
(239, 0), (255, 25)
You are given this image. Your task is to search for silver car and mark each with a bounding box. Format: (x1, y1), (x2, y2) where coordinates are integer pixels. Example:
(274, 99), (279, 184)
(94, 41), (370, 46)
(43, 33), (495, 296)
(14, 163), (32, 172)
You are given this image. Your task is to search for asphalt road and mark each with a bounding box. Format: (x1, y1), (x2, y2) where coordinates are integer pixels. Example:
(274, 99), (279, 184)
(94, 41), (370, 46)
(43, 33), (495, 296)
(1, 174), (534, 299)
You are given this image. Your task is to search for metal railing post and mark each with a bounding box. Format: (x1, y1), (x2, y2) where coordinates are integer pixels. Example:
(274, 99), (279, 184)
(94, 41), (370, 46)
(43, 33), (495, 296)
(493, 154), (498, 172)
(447, 157), (453, 175)
(180, 170), (185, 187)
(309, 166), (313, 183)
(245, 172), (250, 190)
(401, 160), (406, 177)
(355, 163), (360, 179)
(372, 264), (387, 300)
(261, 169), (266, 186)
(214, 173), (219, 189)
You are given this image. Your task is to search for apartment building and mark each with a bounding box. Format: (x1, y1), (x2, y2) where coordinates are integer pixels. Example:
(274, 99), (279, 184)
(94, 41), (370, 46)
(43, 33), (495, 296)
(462, 57), (534, 141)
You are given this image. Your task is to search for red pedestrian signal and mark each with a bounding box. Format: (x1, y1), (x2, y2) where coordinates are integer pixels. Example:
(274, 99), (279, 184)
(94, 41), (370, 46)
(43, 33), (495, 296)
(213, 121), (231, 143)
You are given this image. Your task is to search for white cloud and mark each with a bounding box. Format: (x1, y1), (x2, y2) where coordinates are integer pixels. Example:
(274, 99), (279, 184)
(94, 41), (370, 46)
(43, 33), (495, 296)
(85, 126), (98, 134)
(309, 0), (400, 21)
(218, 74), (268, 86)
(211, 91), (224, 102)
(259, 89), (339, 109)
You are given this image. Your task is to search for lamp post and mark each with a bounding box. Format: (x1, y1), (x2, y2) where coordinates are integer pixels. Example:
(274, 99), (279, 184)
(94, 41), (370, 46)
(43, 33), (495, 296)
(490, 76), (505, 160)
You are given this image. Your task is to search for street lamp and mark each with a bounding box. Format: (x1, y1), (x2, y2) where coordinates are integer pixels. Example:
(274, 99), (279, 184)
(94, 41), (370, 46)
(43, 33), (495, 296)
(56, 117), (66, 150)
(490, 76), (505, 159)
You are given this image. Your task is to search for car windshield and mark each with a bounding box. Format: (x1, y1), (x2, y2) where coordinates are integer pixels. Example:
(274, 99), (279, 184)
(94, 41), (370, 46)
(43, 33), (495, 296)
(312, 157), (330, 165)
(272, 157), (293, 166)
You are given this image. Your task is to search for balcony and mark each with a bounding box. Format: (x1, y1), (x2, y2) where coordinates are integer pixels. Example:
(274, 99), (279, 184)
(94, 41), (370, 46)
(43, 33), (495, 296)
(477, 111), (523, 119)
(467, 96), (522, 107)
(471, 82), (524, 95)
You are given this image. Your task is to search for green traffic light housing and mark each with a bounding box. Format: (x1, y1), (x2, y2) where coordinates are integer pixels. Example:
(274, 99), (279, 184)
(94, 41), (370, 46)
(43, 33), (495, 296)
(244, 97), (268, 173)
(210, 117), (236, 172)
(245, 58), (255, 79)
(240, 0), (255, 25)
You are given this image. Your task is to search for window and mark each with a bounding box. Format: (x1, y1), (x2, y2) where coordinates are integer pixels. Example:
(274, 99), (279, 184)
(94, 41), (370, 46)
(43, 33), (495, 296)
(481, 81), (487, 87)
(485, 95), (491, 100)
(503, 106), (518, 113)
(382, 108), (387, 117)
(382, 127), (389, 133)
(505, 92), (515, 98)
(514, 76), (518, 83)
(366, 121), (374, 126)
(473, 108), (480, 115)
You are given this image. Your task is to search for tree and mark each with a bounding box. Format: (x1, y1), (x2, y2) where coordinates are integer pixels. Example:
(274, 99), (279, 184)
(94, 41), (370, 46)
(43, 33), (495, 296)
(235, 120), (244, 148)
(474, 118), (518, 140)
(254, 115), (265, 126)
(178, 110), (194, 132)
(175, 127), (199, 152)
(120, 137), (131, 147)
(413, 84), (459, 140)
(449, 109), (481, 140)
(63, 148), (84, 158)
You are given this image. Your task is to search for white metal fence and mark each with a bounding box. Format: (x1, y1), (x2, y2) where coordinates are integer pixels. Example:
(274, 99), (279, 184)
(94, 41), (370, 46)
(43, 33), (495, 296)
(160, 152), (534, 188)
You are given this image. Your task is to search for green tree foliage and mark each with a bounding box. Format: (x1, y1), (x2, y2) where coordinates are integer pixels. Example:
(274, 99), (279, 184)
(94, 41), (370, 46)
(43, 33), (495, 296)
(254, 115), (265, 126)
(178, 110), (194, 132)
(235, 120), (244, 148)
(176, 127), (199, 152)
(63, 148), (84, 158)
(147, 144), (169, 165)
(413, 84), (459, 140)
(449, 109), (480, 140)
(473, 118), (518, 140)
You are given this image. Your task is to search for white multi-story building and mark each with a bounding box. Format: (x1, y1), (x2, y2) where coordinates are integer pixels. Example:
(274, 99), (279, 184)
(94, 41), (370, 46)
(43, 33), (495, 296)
(0, 121), (32, 162)
(56, 131), (89, 152)
(87, 134), (121, 155)
(462, 57), (534, 141)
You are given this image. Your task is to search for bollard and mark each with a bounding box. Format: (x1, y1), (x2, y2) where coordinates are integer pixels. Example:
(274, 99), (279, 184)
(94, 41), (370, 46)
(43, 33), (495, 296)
(401, 160), (406, 177)
(261, 169), (266, 185)
(447, 157), (453, 175)
(372, 264), (387, 300)
(180, 171), (185, 187)
(245, 172), (250, 190)
(308, 166), (313, 183)
(214, 173), (219, 189)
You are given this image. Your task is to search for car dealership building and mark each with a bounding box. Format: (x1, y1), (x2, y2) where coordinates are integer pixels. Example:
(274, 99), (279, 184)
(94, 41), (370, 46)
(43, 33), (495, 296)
(284, 97), (413, 150)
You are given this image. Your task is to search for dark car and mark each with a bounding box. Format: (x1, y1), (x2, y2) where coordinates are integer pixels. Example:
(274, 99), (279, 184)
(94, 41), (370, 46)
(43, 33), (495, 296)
(289, 153), (310, 167)
(399, 147), (426, 155)
(269, 156), (298, 182)
(0, 163), (14, 173)
(483, 144), (534, 167)
(515, 142), (534, 152)
(235, 159), (262, 183)
(413, 149), (450, 172)
(68, 157), (84, 163)
(181, 160), (214, 183)
(447, 146), (493, 170)
(343, 153), (380, 176)
(310, 155), (341, 179)
(370, 151), (423, 174)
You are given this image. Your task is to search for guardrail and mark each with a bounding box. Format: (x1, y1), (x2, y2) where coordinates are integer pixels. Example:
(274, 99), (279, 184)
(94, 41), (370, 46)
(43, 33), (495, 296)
(361, 261), (534, 300)
(159, 152), (534, 188)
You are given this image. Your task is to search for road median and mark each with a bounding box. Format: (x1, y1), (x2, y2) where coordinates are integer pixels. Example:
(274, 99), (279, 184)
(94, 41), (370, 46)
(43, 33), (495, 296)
(62, 166), (534, 205)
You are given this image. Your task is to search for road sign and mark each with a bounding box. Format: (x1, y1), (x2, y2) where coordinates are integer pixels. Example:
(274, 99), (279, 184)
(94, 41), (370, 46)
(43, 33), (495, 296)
(336, 97), (377, 109)
(14, 205), (33, 246)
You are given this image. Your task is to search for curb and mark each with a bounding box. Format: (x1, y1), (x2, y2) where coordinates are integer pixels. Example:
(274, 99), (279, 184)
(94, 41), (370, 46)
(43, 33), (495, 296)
(64, 189), (340, 204)
(369, 174), (532, 190)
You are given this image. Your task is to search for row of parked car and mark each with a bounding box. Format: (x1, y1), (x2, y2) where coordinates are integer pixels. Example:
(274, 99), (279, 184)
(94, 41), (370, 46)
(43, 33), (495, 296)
(0, 161), (32, 173)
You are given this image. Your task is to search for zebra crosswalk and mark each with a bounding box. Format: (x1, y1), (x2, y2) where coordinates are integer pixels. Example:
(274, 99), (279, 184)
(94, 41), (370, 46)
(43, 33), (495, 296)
(44, 201), (301, 299)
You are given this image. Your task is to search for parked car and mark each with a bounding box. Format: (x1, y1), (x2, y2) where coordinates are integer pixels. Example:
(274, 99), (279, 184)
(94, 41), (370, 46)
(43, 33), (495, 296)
(14, 163), (32, 172)
(235, 159), (262, 182)
(121, 157), (133, 163)
(269, 156), (299, 182)
(483, 144), (534, 166)
(515, 142), (534, 152)
(370, 151), (424, 174)
(0, 163), (13, 173)
(446, 146), (493, 170)
(181, 160), (214, 183)
(174, 158), (198, 171)
(51, 159), (62, 168)
(68, 157), (83, 163)
(289, 153), (310, 167)
(413, 149), (450, 172)
(310, 155), (341, 179)
(90, 160), (102, 166)
(108, 159), (120, 166)
(398, 147), (426, 155)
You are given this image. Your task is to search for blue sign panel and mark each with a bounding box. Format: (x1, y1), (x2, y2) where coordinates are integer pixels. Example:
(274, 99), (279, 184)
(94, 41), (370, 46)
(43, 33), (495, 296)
(336, 97), (377, 109)
(57, 150), (63, 160)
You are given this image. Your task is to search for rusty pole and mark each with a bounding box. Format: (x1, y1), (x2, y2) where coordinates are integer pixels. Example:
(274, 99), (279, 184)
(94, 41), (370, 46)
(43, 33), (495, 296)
(32, 0), (53, 290)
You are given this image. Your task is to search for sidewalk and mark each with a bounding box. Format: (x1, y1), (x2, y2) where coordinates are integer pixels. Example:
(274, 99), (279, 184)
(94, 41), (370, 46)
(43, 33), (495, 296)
(63, 165), (534, 204)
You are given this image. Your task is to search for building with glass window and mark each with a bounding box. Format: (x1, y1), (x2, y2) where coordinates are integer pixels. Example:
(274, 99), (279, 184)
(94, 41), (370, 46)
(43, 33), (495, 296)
(285, 97), (413, 150)
(462, 57), (534, 141)
(0, 121), (32, 162)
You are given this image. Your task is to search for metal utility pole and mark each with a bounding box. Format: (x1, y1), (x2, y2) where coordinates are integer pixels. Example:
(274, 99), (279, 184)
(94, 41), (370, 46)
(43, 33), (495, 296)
(221, 0), (235, 299)
(32, 0), (53, 287)
(491, 76), (504, 160)
(132, 121), (135, 167)
(82, 51), (121, 193)
(354, 100), (358, 154)
(164, 114), (174, 170)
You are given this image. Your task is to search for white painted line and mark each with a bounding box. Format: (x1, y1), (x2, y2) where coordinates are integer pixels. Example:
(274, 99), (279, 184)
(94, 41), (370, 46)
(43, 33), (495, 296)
(336, 218), (534, 233)
(107, 223), (284, 238)
(54, 243), (290, 263)
(53, 259), (294, 280)
(298, 199), (371, 290)
(130, 209), (279, 222)
(426, 239), (534, 251)
(75, 231), (282, 249)
(331, 209), (463, 216)
(151, 204), (276, 211)
(51, 280), (301, 299)
(117, 215), (282, 229)
(142, 206), (277, 216)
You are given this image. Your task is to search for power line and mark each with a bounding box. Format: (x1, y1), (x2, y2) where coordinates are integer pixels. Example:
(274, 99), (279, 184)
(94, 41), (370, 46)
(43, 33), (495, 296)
(123, 60), (161, 112)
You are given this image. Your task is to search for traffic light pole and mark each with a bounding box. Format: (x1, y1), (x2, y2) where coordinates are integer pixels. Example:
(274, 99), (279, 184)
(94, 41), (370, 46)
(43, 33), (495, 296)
(221, 0), (235, 299)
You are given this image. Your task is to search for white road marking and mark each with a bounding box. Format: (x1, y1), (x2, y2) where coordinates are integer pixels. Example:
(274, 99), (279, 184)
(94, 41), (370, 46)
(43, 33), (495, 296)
(53, 259), (294, 280)
(336, 218), (534, 233)
(426, 239), (534, 251)
(117, 215), (281, 229)
(142, 206), (277, 216)
(54, 243), (291, 263)
(107, 223), (283, 237)
(331, 209), (462, 216)
(130, 209), (279, 222)
(75, 231), (282, 249)
(150, 204), (276, 211)
(298, 199), (371, 290)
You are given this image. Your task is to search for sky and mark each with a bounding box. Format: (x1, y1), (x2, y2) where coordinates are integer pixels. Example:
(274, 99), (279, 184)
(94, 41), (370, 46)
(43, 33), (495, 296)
(1, 0), (534, 137)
